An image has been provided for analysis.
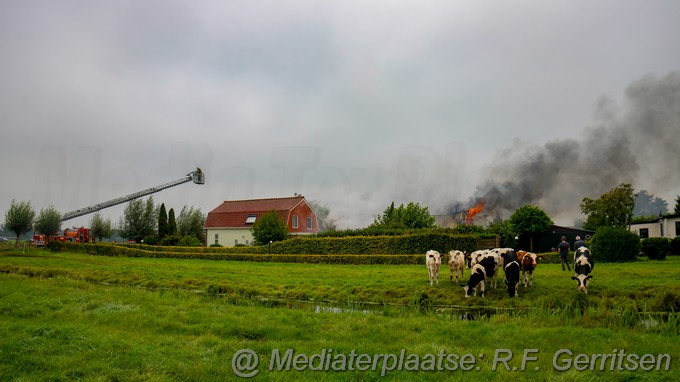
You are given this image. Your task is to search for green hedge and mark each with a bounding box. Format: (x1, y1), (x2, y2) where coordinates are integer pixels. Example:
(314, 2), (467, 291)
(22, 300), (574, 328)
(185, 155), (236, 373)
(536, 252), (561, 264)
(100, 233), (481, 256)
(641, 237), (671, 260)
(64, 243), (423, 265)
(51, 233), (574, 266)
(51, 241), (565, 266)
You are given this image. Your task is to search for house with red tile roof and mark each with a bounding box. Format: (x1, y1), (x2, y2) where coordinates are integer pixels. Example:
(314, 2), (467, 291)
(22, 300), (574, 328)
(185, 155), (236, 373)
(204, 195), (319, 246)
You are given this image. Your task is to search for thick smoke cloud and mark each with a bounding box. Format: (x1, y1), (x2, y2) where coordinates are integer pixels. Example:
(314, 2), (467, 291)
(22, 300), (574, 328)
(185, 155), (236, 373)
(461, 71), (680, 225)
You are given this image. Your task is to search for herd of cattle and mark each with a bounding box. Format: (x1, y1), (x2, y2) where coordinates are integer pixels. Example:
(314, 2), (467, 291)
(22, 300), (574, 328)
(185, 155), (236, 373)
(425, 246), (595, 298)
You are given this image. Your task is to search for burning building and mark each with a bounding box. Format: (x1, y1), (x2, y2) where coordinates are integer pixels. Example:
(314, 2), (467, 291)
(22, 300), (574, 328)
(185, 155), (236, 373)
(434, 200), (486, 227)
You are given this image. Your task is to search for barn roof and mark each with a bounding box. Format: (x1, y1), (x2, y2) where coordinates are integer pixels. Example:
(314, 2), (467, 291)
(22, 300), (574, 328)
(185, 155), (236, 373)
(204, 196), (307, 228)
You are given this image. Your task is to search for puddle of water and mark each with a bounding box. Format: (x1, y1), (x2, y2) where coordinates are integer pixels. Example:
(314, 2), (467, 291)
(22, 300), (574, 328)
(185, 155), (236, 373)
(257, 297), (490, 320)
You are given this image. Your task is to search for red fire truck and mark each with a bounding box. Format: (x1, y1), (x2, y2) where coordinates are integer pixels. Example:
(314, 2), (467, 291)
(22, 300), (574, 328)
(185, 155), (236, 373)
(33, 227), (91, 246)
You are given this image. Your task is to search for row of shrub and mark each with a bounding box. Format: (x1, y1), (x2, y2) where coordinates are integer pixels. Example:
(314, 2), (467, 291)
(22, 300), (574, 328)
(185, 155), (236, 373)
(107, 233), (483, 256)
(49, 229), (678, 265)
(51, 242), (425, 265)
(51, 241), (569, 265)
(641, 237), (680, 260)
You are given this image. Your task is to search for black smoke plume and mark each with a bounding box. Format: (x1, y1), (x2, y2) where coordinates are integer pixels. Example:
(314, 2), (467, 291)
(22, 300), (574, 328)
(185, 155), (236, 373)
(465, 71), (680, 224)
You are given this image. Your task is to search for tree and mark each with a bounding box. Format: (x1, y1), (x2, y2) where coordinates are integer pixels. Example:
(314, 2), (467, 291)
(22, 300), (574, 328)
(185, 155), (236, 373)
(508, 205), (553, 252)
(633, 190), (668, 217)
(168, 208), (177, 236)
(177, 205), (205, 242)
(90, 212), (113, 243)
(3, 200), (36, 246)
(486, 219), (517, 249)
(581, 183), (635, 231)
(370, 202), (436, 229)
(251, 210), (288, 245)
(675, 195), (680, 215)
(34, 207), (62, 242)
(119, 196), (158, 243)
(158, 203), (169, 238)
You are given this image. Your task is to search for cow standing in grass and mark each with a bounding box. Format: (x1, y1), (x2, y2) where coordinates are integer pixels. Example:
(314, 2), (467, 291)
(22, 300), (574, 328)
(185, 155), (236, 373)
(426, 250), (442, 286)
(503, 252), (521, 298)
(448, 250), (465, 284)
(517, 250), (538, 288)
(571, 247), (594, 293)
(463, 255), (497, 297)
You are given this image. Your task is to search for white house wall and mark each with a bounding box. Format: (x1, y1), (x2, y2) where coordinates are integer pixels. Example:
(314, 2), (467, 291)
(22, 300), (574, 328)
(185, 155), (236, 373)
(630, 223), (663, 238)
(630, 217), (680, 238)
(206, 228), (254, 247)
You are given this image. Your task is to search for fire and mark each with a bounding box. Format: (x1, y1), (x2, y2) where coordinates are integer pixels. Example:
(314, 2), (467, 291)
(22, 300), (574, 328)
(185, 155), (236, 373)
(465, 201), (484, 225)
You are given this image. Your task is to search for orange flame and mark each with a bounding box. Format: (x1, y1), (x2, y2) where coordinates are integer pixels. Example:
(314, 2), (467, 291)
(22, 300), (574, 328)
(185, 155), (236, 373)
(465, 201), (484, 225)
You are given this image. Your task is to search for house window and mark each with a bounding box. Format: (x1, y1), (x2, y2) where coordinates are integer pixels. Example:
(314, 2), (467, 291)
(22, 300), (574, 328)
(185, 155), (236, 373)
(235, 239), (239, 246)
(245, 215), (257, 224)
(306, 217), (313, 230)
(675, 221), (680, 237)
(639, 228), (649, 239)
(214, 233), (219, 245)
(292, 215), (298, 229)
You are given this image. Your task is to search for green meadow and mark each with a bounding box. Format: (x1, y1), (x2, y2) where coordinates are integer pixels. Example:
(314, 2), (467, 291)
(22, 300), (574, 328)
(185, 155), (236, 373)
(1, 247), (679, 381)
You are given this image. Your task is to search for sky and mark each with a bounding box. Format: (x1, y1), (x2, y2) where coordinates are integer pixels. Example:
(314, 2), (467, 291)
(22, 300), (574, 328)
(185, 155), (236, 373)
(1, 0), (679, 231)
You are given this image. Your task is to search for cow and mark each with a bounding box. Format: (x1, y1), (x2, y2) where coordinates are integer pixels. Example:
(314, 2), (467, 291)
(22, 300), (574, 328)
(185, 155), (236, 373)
(463, 255), (497, 297)
(425, 250), (442, 286)
(469, 249), (490, 267)
(464, 251), (473, 269)
(573, 246), (594, 269)
(491, 247), (515, 274)
(472, 250), (500, 289)
(571, 247), (594, 293)
(503, 254), (521, 298)
(491, 247), (515, 258)
(448, 250), (466, 284)
(517, 250), (538, 288)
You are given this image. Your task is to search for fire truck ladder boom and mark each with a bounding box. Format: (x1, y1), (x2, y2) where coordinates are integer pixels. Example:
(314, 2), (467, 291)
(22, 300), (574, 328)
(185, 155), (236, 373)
(60, 168), (205, 222)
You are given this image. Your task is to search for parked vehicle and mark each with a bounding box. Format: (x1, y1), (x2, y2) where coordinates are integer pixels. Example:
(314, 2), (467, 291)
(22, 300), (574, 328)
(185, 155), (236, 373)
(32, 227), (90, 246)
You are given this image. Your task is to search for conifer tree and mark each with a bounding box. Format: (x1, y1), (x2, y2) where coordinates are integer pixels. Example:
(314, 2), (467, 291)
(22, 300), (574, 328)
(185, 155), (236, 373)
(158, 203), (168, 238)
(168, 208), (177, 236)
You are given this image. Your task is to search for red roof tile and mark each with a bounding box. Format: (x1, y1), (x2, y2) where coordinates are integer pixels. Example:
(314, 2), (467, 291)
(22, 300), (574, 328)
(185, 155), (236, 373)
(205, 196), (306, 228)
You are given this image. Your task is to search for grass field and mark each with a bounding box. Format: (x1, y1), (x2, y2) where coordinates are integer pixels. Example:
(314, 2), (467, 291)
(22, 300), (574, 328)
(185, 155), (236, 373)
(1, 246), (679, 381)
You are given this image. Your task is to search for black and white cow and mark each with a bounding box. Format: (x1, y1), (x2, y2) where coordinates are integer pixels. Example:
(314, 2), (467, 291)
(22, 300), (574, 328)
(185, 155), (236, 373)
(571, 247), (594, 293)
(573, 246), (594, 269)
(503, 251), (520, 298)
(463, 255), (497, 297)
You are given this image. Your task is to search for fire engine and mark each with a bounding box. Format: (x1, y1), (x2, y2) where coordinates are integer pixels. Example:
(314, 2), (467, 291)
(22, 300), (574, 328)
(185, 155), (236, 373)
(33, 227), (90, 246)
(32, 168), (204, 246)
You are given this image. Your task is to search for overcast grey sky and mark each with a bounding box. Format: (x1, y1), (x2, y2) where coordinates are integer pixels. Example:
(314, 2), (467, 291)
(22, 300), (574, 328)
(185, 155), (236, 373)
(1, 0), (679, 230)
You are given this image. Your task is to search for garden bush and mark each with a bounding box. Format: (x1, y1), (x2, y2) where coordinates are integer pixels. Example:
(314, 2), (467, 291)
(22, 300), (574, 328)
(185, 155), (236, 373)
(671, 237), (680, 256)
(641, 237), (671, 260)
(589, 226), (640, 262)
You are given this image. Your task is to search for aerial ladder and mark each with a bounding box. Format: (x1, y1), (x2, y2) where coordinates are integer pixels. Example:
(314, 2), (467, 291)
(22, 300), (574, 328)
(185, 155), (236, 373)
(60, 167), (205, 222)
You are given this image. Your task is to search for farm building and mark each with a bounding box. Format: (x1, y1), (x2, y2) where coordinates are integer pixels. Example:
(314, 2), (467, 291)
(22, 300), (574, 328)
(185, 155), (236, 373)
(629, 213), (680, 239)
(204, 195), (319, 247)
(518, 225), (596, 253)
